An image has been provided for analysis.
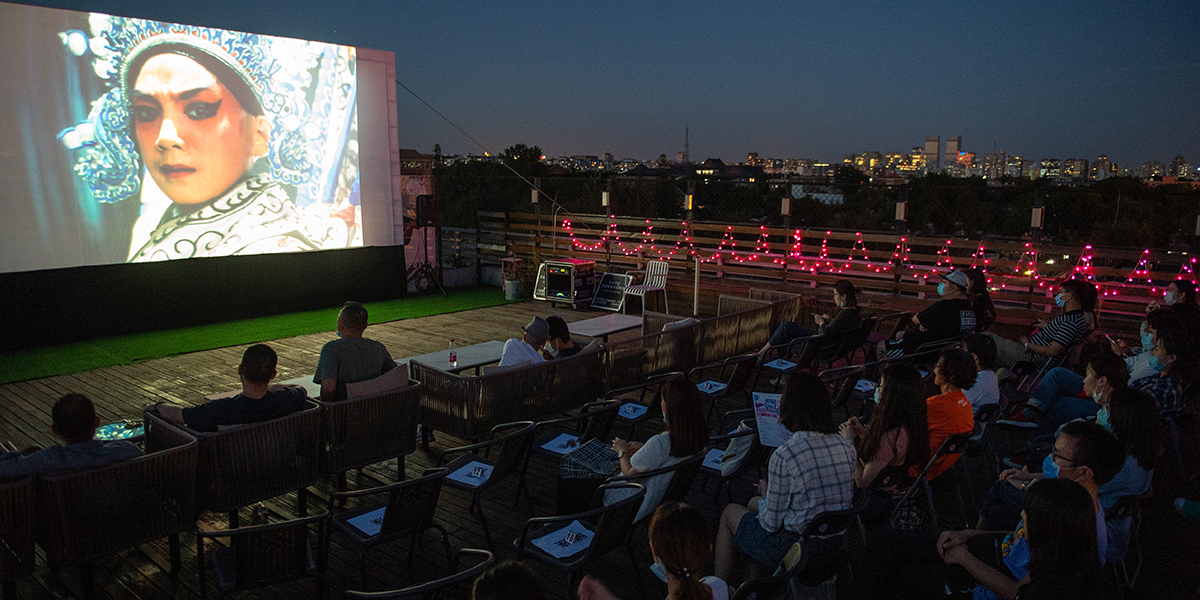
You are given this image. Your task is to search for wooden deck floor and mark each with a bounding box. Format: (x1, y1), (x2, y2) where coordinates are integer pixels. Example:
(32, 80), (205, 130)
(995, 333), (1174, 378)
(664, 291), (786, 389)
(1, 298), (1195, 600)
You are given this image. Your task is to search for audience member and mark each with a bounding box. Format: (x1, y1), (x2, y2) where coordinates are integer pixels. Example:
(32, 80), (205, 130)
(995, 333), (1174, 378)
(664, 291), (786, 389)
(544, 315), (581, 359)
(713, 372), (856, 580)
(472, 560), (548, 600)
(155, 344), (308, 432)
(986, 280), (1095, 371)
(1111, 308), (1179, 382)
(759, 279), (861, 360)
(499, 316), (550, 367)
(1146, 279), (1198, 313)
(839, 364), (929, 490)
(880, 270), (977, 358)
(579, 503), (727, 600)
(314, 301), (395, 402)
(960, 333), (1000, 413)
(919, 348), (976, 480)
(998, 351), (1128, 433)
(1131, 324), (1193, 419)
(0, 394), (142, 480)
(610, 378), (709, 522)
(965, 268), (996, 333)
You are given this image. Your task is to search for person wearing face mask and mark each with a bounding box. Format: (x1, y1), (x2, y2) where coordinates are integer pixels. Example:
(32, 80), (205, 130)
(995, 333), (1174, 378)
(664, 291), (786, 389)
(986, 279), (1096, 372)
(998, 352), (1128, 433)
(578, 503), (727, 600)
(543, 316), (581, 359)
(1145, 279), (1198, 314)
(960, 334), (1001, 414)
(1130, 324), (1195, 420)
(1111, 308), (1179, 382)
(758, 279), (861, 361)
(879, 270), (977, 358)
(839, 364), (929, 491)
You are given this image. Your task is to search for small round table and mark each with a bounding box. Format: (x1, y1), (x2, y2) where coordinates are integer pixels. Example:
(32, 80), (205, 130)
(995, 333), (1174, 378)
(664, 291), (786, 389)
(94, 420), (145, 443)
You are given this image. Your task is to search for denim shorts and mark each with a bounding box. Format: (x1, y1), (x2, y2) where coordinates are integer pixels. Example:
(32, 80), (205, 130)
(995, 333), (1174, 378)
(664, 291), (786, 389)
(733, 512), (802, 567)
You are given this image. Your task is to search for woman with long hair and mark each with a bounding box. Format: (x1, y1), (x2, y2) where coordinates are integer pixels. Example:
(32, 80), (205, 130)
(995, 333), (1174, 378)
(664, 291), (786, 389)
(1016, 479), (1116, 599)
(839, 364), (929, 488)
(965, 268), (996, 332)
(758, 279), (861, 360)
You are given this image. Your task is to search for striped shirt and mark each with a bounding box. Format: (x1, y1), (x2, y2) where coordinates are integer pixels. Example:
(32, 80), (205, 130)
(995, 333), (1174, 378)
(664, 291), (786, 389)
(759, 430), (856, 534)
(1029, 310), (1090, 364)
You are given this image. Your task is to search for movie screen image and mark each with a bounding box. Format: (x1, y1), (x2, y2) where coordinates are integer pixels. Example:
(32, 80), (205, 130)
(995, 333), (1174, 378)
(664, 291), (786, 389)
(0, 3), (361, 273)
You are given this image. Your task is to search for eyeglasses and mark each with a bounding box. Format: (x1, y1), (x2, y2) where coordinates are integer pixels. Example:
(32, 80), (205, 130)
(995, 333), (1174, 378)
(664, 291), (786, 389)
(1051, 447), (1081, 467)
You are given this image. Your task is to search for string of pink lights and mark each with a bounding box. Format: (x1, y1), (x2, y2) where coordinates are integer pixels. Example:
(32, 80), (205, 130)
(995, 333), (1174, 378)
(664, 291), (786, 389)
(559, 217), (1197, 294)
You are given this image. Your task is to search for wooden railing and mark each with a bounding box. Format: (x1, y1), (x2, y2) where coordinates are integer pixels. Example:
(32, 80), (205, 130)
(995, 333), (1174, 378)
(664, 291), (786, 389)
(445, 211), (1193, 323)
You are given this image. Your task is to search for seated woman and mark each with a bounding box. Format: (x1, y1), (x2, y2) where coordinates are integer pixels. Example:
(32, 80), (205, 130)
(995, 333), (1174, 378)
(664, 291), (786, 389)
(965, 268), (997, 333)
(1146, 279), (1198, 314)
(1131, 324), (1194, 419)
(986, 279), (1096, 371)
(839, 364), (929, 490)
(713, 372), (856, 580)
(580, 502), (729, 600)
(758, 280), (861, 361)
(961, 333), (1000, 414)
(1000, 352), (1129, 433)
(921, 349), (977, 481)
(610, 379), (710, 522)
(1111, 307), (1179, 383)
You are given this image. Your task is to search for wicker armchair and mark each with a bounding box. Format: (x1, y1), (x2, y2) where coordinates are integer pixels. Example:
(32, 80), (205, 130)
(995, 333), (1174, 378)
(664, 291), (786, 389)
(36, 412), (198, 597)
(410, 360), (549, 445)
(0, 476), (34, 599)
(317, 381), (422, 489)
(641, 310), (679, 335)
(153, 401), (321, 525)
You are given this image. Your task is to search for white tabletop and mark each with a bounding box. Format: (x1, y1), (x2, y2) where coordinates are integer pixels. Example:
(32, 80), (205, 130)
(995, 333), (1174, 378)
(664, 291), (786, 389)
(568, 314), (643, 339)
(204, 375), (321, 402)
(400, 339), (507, 374)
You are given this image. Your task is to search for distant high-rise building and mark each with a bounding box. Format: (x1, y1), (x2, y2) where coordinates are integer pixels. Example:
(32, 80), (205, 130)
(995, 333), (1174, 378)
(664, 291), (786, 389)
(983, 152), (1008, 179)
(1092, 155), (1112, 180)
(747, 152), (761, 166)
(1063, 158), (1089, 179)
(1039, 159), (1061, 179)
(1141, 161), (1164, 178)
(1168, 155), (1189, 177)
(945, 136), (961, 171)
(924, 136), (941, 172)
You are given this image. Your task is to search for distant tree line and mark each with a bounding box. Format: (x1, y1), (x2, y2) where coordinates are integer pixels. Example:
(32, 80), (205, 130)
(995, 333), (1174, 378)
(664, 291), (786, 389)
(434, 145), (1199, 249)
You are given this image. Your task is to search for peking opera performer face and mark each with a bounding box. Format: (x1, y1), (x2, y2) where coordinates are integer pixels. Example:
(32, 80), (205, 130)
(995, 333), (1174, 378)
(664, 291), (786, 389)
(60, 16), (360, 264)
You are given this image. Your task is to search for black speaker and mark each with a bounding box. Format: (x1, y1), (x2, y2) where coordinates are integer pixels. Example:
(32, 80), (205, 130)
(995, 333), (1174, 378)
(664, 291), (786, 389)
(415, 195), (440, 228)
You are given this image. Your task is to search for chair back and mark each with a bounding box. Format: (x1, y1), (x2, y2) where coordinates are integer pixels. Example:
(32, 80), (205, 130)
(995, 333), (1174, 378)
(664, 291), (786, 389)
(835, 315), (878, 363)
(932, 431), (973, 461)
(1105, 494), (1140, 523)
(543, 345), (605, 415)
(0, 477), (35, 584)
(731, 572), (791, 600)
(318, 381), (421, 475)
(410, 360), (548, 441)
(200, 511), (329, 595)
(718, 294), (770, 316)
(820, 365), (865, 414)
(870, 464), (911, 491)
(645, 260), (670, 288)
(581, 482), (647, 564)
(378, 469), (449, 541)
(489, 422), (538, 483)
(608, 451), (706, 522)
(179, 401), (321, 514)
(576, 400), (622, 444)
(341, 549), (495, 600)
(36, 412), (198, 567)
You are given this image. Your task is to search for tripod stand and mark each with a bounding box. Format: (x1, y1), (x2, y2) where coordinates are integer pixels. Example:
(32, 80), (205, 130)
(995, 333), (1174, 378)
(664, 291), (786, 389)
(408, 224), (447, 296)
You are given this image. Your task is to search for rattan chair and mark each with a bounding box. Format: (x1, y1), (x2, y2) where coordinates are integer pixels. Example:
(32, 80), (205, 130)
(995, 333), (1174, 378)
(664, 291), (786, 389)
(329, 468), (452, 586)
(514, 482), (646, 599)
(154, 402), (321, 527)
(410, 360), (549, 447)
(36, 412), (198, 599)
(340, 549), (494, 600)
(197, 511), (330, 600)
(318, 380), (422, 491)
(439, 422), (537, 551)
(0, 476), (35, 600)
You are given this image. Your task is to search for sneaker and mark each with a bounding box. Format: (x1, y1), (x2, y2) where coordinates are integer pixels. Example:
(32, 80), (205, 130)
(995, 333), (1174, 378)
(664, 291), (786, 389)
(1176, 498), (1200, 522)
(997, 411), (1038, 428)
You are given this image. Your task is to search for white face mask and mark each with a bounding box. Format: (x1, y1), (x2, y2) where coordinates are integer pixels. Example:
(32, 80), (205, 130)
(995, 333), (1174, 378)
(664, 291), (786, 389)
(1164, 291), (1177, 305)
(1092, 382), (1105, 403)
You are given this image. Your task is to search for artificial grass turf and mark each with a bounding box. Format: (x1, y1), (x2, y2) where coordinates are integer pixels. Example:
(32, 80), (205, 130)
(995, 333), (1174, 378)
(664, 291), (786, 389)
(0, 287), (520, 384)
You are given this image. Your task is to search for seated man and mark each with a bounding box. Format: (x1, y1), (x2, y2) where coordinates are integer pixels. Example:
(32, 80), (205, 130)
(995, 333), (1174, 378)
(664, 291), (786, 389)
(314, 301), (395, 402)
(986, 279), (1096, 371)
(544, 315), (580, 359)
(154, 344), (308, 432)
(880, 270), (977, 358)
(0, 394), (142, 480)
(499, 316), (549, 367)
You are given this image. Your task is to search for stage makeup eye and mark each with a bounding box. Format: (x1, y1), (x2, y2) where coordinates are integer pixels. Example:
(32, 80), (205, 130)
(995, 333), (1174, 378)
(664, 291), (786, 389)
(184, 99), (221, 120)
(131, 104), (160, 123)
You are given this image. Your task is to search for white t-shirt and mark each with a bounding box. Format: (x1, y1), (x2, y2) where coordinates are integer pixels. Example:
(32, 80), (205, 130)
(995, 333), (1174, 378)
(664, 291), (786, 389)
(606, 432), (683, 522)
(963, 369), (1000, 413)
(701, 576), (729, 600)
(498, 338), (546, 367)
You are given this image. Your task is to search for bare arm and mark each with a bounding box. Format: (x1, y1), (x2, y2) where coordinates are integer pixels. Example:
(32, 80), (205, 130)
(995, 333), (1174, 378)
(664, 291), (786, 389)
(1024, 340), (1065, 357)
(151, 402), (186, 425)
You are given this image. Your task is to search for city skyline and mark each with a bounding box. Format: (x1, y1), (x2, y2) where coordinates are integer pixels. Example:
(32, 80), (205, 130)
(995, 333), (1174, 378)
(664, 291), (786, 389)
(15, 0), (1200, 166)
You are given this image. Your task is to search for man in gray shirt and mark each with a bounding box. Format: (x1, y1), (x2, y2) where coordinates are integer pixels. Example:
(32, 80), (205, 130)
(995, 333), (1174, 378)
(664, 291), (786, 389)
(314, 301), (395, 402)
(0, 394), (142, 480)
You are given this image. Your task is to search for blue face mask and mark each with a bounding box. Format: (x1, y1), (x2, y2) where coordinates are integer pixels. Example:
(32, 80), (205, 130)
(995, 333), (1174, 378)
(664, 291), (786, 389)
(1042, 454), (1059, 479)
(1150, 355), (1168, 372)
(650, 560), (668, 583)
(1054, 294), (1066, 307)
(1140, 323), (1154, 353)
(937, 282), (947, 296)
(1165, 291), (1177, 305)
(1096, 407), (1111, 431)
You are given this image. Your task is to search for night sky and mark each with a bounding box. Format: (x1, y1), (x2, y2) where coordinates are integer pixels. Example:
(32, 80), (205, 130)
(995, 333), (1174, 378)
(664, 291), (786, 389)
(16, 0), (1200, 166)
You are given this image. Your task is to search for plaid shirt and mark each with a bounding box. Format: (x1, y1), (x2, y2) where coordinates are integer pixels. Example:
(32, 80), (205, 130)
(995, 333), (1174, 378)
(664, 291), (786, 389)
(759, 430), (856, 534)
(1131, 373), (1184, 419)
